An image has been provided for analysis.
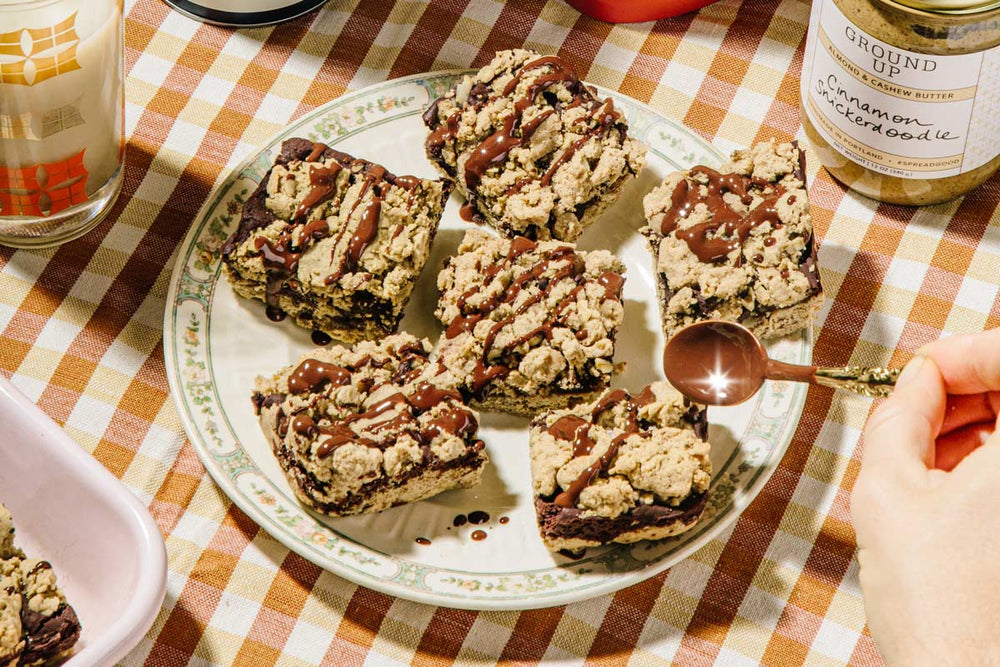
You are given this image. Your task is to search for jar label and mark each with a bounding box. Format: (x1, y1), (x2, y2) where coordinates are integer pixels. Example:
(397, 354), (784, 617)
(801, 0), (1000, 180)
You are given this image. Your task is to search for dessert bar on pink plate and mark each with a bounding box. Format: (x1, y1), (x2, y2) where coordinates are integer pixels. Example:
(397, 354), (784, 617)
(0, 375), (166, 666)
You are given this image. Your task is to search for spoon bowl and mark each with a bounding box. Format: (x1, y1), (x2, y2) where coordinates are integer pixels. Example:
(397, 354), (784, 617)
(662, 321), (770, 406)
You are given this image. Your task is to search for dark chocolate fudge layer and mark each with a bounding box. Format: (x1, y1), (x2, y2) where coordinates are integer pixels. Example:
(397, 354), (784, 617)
(529, 382), (710, 551)
(423, 49), (645, 242)
(641, 140), (822, 341)
(222, 138), (451, 343)
(253, 334), (487, 517)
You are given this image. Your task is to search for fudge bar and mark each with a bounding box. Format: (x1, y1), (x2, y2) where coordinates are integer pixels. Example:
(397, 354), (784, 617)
(0, 504), (81, 667)
(641, 140), (823, 341)
(432, 229), (625, 417)
(529, 382), (711, 551)
(423, 49), (646, 242)
(253, 334), (487, 517)
(222, 138), (451, 344)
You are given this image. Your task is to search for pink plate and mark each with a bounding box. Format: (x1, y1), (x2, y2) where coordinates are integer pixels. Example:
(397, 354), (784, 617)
(0, 376), (166, 666)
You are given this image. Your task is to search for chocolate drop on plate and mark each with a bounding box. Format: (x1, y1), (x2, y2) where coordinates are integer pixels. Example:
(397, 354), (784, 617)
(471, 530), (487, 541)
(467, 510), (490, 525)
(499, 516), (509, 525)
(265, 305), (286, 322)
(311, 330), (332, 346)
(459, 202), (478, 223)
(415, 537), (431, 546)
(452, 514), (468, 528)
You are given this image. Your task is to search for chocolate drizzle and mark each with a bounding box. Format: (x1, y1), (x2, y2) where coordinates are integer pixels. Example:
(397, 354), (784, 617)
(254, 231), (302, 320)
(634, 385), (657, 407)
(553, 388), (641, 509)
(300, 217), (331, 244)
(501, 55), (579, 99)
(323, 164), (386, 284)
(661, 166), (786, 264)
(408, 382), (463, 410)
(255, 233), (302, 274)
(241, 140), (430, 322)
(294, 163), (342, 221)
(546, 385), (705, 510)
(459, 55), (619, 193)
(394, 175), (421, 190)
(471, 246), (577, 394)
(316, 424), (375, 458)
(547, 415), (595, 457)
(294, 379), (476, 459)
(288, 358), (352, 394)
(256, 140), (427, 289)
(306, 142), (328, 162)
(426, 109), (461, 165)
(597, 270), (625, 300)
(25, 561), (52, 578)
(319, 160), (426, 285)
(290, 413), (376, 458)
(444, 236), (623, 396)
(539, 99), (620, 187)
(421, 408), (478, 444)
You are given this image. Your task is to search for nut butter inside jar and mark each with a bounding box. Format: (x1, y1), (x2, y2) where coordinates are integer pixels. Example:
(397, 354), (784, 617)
(800, 0), (1000, 205)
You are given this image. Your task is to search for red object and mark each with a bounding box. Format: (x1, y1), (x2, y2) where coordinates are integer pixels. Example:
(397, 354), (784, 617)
(566, 0), (719, 22)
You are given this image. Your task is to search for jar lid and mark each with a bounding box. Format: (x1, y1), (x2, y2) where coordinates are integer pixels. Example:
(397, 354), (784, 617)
(892, 0), (1000, 13)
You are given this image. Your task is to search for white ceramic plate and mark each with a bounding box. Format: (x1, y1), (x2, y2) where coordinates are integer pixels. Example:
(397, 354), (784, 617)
(164, 72), (811, 610)
(0, 376), (166, 666)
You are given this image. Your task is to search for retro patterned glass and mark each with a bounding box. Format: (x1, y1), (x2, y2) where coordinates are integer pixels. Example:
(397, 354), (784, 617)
(0, 0), (124, 247)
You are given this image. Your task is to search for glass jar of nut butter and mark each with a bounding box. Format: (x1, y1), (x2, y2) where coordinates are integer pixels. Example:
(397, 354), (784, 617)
(800, 0), (1000, 205)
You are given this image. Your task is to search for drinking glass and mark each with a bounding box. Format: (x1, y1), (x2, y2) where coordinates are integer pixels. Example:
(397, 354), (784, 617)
(0, 0), (124, 248)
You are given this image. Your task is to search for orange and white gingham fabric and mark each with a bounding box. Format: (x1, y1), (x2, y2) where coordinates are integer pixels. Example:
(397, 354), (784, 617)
(2, 0), (999, 664)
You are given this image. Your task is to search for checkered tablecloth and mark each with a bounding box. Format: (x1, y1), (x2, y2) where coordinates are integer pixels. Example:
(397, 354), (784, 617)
(3, 0), (999, 664)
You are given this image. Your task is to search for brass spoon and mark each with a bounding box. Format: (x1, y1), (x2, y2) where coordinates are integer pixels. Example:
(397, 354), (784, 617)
(662, 321), (900, 407)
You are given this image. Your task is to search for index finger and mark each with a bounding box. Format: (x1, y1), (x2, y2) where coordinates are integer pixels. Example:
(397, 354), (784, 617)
(918, 329), (1000, 394)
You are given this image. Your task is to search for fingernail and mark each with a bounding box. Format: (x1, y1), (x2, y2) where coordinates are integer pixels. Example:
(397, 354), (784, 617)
(896, 355), (925, 388)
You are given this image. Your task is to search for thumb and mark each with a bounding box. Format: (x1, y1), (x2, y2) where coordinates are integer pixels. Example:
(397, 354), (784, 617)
(862, 355), (945, 477)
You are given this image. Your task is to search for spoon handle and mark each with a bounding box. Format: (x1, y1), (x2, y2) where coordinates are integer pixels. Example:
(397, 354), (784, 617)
(812, 366), (900, 398)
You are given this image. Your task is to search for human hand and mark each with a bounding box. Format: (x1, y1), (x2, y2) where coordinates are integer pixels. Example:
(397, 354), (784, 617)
(852, 329), (1000, 666)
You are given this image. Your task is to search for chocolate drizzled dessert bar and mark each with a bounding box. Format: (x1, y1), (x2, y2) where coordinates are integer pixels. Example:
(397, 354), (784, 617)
(529, 382), (710, 551)
(432, 229), (625, 417)
(221, 138), (450, 344)
(423, 49), (646, 242)
(253, 334), (487, 517)
(641, 140), (823, 340)
(0, 504), (81, 667)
